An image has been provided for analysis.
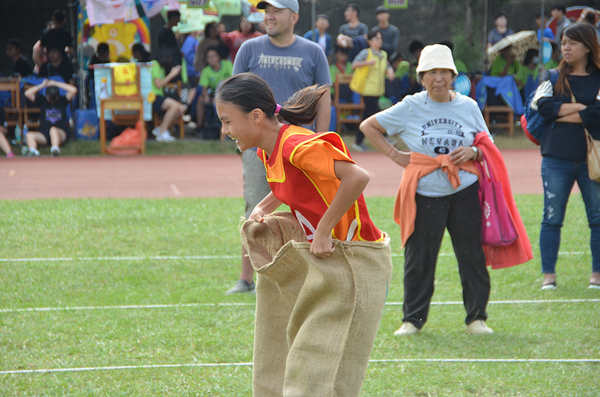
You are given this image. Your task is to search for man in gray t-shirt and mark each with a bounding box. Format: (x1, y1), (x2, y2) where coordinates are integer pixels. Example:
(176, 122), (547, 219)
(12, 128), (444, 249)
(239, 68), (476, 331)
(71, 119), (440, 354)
(338, 3), (369, 38)
(225, 0), (332, 295)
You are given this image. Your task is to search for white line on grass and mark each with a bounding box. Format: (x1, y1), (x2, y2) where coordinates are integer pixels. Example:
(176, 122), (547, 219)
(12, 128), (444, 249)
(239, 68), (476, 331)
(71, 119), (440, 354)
(1, 299), (598, 313)
(0, 251), (590, 263)
(2, 358), (599, 375)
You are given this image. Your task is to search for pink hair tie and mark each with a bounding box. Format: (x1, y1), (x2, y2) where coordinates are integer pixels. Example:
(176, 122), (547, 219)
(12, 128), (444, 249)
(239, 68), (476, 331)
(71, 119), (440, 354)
(275, 104), (281, 114)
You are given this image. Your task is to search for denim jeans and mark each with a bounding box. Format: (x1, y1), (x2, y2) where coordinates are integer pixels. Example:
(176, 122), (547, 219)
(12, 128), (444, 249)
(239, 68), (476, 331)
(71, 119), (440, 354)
(540, 156), (600, 274)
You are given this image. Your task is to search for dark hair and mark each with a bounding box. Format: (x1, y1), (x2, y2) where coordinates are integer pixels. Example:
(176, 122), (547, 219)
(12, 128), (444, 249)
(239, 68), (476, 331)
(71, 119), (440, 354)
(216, 73), (328, 126)
(156, 46), (177, 72)
(5, 38), (22, 51)
(97, 43), (109, 55)
(167, 10), (180, 21)
(205, 46), (221, 58)
(555, 23), (600, 95)
(367, 29), (381, 41)
(52, 9), (66, 24)
(551, 4), (566, 14)
(46, 86), (60, 103)
(131, 43), (151, 62)
(205, 22), (219, 38)
(439, 40), (454, 52)
(334, 45), (349, 55)
(523, 48), (539, 65)
(494, 13), (507, 20)
(584, 11), (596, 25)
(389, 52), (405, 63)
(346, 4), (359, 16)
(238, 16), (256, 34)
(409, 40), (424, 54)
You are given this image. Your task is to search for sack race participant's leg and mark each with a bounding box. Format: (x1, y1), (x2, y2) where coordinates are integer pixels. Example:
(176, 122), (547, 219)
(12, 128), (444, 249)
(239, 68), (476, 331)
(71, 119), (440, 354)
(241, 212), (393, 397)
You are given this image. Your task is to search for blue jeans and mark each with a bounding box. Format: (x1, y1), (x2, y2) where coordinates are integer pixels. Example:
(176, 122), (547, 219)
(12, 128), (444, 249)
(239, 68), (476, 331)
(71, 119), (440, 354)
(540, 156), (600, 274)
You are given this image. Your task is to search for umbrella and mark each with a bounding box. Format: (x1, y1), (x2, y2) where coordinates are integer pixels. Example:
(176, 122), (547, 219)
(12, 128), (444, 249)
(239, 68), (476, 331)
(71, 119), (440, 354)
(487, 31), (540, 64)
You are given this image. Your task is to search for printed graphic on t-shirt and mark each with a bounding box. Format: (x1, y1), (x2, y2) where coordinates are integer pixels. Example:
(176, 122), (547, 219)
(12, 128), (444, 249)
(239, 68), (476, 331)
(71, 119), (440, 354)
(420, 118), (465, 154)
(258, 53), (303, 72)
(45, 108), (63, 125)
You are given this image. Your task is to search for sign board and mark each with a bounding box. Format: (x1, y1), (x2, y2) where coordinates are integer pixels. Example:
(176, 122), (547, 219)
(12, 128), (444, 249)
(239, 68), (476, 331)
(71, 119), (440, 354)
(188, 0), (211, 8)
(385, 0), (408, 9)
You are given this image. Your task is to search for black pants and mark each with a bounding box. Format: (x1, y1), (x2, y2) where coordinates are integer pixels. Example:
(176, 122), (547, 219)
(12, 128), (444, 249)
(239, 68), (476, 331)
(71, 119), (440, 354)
(403, 182), (490, 329)
(356, 96), (380, 144)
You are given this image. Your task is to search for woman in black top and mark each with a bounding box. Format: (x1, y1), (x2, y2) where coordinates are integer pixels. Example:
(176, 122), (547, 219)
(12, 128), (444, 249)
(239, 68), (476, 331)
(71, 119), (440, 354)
(533, 23), (600, 290)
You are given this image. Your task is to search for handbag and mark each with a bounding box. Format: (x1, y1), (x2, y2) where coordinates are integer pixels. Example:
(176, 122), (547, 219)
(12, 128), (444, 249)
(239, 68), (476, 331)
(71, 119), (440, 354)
(570, 92), (600, 182)
(476, 157), (519, 246)
(349, 49), (372, 94)
(522, 70), (559, 145)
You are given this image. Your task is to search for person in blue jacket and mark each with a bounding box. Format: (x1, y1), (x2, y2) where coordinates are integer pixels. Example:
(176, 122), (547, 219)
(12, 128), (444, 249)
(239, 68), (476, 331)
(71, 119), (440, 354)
(303, 14), (332, 59)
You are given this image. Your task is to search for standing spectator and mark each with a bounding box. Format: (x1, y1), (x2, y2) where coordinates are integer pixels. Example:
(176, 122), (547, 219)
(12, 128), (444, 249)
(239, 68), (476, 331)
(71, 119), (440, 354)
(338, 4), (368, 39)
(536, 14), (556, 43)
(196, 47), (233, 136)
(303, 14), (332, 58)
(193, 23), (229, 73)
(180, 29), (201, 85)
(350, 29), (394, 151)
(23, 79), (77, 157)
(157, 10), (182, 66)
(532, 23), (600, 290)
(0, 109), (15, 158)
(221, 16), (263, 64)
(40, 9), (72, 58)
(551, 4), (571, 49)
(226, 0), (331, 295)
(372, 6), (399, 58)
(361, 44), (532, 335)
(487, 14), (514, 49)
(5, 39), (32, 77)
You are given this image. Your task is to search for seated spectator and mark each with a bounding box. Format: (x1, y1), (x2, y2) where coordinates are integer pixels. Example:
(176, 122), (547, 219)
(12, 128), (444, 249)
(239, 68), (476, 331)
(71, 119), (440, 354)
(514, 49), (540, 101)
(38, 46), (75, 85)
(329, 46), (353, 100)
(386, 52), (411, 101)
(86, 43), (110, 107)
(131, 43), (151, 63)
(196, 47), (232, 137)
(408, 40), (424, 94)
(194, 23), (229, 74)
(0, 108), (15, 158)
(5, 38), (32, 77)
(490, 45), (521, 77)
(150, 47), (188, 142)
(304, 14), (332, 58)
(440, 40), (468, 73)
(221, 16), (263, 64)
(23, 79), (77, 157)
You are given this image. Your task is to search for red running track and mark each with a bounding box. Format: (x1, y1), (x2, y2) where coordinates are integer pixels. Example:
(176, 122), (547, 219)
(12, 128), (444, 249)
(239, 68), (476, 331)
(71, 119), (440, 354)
(0, 149), (555, 200)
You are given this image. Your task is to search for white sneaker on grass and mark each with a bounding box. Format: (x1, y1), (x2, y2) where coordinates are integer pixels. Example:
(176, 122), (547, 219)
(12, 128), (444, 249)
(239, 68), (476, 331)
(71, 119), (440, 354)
(156, 131), (175, 142)
(225, 279), (256, 295)
(152, 126), (162, 137)
(466, 320), (494, 335)
(394, 322), (419, 336)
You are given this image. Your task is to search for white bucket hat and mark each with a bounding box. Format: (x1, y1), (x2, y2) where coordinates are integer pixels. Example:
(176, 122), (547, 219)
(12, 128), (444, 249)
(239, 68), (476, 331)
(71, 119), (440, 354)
(416, 44), (458, 76)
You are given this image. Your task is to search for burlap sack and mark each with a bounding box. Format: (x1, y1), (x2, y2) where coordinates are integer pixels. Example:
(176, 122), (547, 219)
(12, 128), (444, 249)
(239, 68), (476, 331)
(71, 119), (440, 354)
(241, 212), (393, 397)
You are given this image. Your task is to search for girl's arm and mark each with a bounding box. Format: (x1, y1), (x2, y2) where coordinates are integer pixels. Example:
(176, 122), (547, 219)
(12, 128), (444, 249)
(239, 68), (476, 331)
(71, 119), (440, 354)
(360, 115), (410, 167)
(153, 65), (182, 88)
(248, 192), (283, 223)
(24, 80), (48, 102)
(352, 59), (376, 68)
(47, 80), (78, 101)
(311, 160), (370, 258)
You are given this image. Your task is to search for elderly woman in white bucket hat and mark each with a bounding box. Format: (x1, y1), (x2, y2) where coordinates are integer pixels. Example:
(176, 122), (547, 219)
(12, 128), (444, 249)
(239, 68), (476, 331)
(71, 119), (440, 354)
(360, 44), (496, 336)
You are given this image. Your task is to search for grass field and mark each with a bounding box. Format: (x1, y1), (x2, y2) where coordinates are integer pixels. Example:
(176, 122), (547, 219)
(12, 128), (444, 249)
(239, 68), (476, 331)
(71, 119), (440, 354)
(0, 195), (599, 396)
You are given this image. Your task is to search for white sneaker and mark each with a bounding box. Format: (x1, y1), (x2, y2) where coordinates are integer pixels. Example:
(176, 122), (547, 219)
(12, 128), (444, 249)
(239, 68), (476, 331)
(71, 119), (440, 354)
(466, 320), (494, 335)
(156, 131), (175, 142)
(225, 279), (256, 295)
(152, 127), (162, 137)
(394, 322), (419, 336)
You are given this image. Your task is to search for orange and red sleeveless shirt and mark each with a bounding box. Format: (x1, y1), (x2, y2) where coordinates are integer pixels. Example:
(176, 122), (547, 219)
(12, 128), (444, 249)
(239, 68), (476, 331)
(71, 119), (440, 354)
(257, 125), (384, 243)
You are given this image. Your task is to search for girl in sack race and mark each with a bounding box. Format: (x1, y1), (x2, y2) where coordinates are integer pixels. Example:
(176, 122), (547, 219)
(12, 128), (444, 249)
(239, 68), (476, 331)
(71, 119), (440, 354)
(360, 44), (533, 337)
(215, 73), (393, 397)
(530, 23), (600, 290)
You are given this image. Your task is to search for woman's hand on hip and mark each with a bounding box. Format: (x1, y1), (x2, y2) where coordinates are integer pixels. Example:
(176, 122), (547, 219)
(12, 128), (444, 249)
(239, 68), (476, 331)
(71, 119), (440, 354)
(450, 146), (476, 165)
